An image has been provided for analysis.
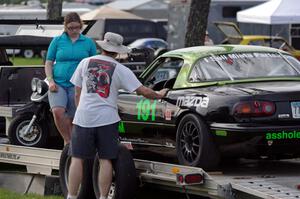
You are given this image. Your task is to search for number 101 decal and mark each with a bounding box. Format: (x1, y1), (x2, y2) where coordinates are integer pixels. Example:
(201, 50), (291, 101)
(136, 99), (157, 121)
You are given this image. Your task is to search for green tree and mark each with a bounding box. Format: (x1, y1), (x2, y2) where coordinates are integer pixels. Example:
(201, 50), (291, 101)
(185, 0), (211, 47)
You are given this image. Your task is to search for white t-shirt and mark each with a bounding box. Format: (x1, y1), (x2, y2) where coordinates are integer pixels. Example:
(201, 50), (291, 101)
(70, 54), (142, 127)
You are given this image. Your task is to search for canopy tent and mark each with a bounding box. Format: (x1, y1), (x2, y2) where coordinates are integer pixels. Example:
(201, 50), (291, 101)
(80, 5), (143, 20)
(237, 0), (300, 24)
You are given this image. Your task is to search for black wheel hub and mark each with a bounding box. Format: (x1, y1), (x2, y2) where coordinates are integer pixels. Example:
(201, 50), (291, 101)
(180, 121), (201, 163)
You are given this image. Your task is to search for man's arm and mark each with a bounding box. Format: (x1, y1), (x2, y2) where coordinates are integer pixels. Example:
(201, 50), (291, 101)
(75, 86), (82, 107)
(136, 85), (168, 99)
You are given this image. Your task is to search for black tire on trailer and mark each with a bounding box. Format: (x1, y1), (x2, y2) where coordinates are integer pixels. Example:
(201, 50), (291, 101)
(176, 113), (220, 170)
(92, 144), (137, 199)
(8, 113), (48, 147)
(59, 144), (96, 199)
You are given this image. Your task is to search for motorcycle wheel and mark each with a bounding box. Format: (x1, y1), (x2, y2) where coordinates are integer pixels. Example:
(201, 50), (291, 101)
(8, 113), (48, 147)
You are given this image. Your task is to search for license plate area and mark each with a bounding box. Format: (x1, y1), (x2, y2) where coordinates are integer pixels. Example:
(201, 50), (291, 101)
(291, 101), (300, 118)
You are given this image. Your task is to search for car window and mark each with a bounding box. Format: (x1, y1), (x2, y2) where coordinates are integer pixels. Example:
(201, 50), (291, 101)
(190, 53), (300, 82)
(285, 55), (300, 70)
(145, 57), (183, 86)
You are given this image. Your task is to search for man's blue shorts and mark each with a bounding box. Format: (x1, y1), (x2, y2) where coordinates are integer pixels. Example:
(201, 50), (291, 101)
(48, 84), (76, 118)
(70, 123), (120, 160)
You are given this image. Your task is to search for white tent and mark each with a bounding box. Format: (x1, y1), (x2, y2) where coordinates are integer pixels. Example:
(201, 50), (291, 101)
(80, 5), (142, 20)
(237, 0), (300, 24)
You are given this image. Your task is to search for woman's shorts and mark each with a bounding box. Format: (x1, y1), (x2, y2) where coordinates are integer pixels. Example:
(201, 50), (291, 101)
(48, 84), (76, 118)
(70, 123), (119, 160)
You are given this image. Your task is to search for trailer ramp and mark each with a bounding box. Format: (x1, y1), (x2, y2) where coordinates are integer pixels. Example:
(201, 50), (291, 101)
(231, 179), (300, 199)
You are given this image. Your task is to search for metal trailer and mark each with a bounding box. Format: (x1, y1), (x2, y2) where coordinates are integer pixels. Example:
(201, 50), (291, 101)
(0, 143), (300, 199)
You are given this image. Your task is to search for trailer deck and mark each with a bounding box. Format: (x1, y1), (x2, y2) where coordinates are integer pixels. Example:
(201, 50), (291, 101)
(0, 143), (300, 199)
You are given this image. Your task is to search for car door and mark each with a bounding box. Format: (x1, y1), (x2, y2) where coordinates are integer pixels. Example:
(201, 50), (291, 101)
(118, 57), (183, 145)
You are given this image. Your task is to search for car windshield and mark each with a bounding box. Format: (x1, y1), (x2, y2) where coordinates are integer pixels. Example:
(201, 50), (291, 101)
(189, 52), (300, 82)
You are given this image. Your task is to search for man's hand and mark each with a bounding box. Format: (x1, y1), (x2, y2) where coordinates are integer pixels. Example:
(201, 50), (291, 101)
(136, 86), (169, 99)
(157, 88), (169, 98)
(49, 80), (58, 92)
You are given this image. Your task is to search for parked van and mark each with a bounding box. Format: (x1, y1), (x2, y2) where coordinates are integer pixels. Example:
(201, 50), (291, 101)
(85, 18), (167, 45)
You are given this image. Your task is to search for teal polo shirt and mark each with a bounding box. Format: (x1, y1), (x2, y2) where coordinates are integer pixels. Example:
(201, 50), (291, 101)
(46, 32), (97, 87)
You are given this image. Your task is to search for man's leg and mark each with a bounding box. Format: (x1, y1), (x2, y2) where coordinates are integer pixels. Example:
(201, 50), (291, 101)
(98, 159), (113, 198)
(68, 157), (83, 198)
(52, 107), (72, 144)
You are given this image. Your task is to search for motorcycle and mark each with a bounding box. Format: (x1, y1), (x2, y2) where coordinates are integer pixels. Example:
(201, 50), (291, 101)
(8, 78), (61, 148)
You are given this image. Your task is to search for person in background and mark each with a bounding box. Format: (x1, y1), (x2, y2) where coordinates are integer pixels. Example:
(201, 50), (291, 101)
(67, 32), (168, 199)
(44, 12), (97, 144)
(205, 30), (214, 46)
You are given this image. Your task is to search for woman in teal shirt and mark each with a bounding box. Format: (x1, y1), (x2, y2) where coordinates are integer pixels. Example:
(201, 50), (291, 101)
(45, 12), (97, 144)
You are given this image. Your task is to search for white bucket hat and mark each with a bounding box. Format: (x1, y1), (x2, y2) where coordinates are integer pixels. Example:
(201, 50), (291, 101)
(97, 32), (131, 54)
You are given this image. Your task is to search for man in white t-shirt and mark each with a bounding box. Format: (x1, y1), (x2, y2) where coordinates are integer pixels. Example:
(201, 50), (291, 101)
(67, 32), (168, 199)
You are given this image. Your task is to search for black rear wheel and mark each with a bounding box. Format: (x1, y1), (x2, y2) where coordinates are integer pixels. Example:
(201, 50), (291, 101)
(176, 114), (220, 170)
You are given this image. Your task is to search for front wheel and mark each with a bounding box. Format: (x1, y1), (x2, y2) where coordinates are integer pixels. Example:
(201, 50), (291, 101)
(92, 145), (137, 199)
(8, 113), (48, 147)
(176, 114), (220, 170)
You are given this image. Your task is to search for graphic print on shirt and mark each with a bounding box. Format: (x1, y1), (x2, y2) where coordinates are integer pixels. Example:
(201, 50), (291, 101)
(86, 59), (116, 98)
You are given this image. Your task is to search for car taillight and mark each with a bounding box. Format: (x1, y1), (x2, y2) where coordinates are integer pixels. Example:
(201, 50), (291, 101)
(233, 101), (275, 117)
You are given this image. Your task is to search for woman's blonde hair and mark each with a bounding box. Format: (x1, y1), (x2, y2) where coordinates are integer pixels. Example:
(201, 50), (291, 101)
(64, 12), (83, 31)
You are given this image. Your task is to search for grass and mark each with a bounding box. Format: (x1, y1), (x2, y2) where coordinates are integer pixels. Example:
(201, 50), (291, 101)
(9, 56), (44, 66)
(0, 188), (63, 199)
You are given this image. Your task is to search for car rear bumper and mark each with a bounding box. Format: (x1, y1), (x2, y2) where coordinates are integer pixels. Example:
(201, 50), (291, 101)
(210, 122), (300, 158)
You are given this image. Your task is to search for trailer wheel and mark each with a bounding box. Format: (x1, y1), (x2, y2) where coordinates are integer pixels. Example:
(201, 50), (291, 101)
(92, 145), (137, 199)
(22, 49), (35, 58)
(59, 144), (96, 199)
(176, 114), (220, 170)
(8, 113), (48, 147)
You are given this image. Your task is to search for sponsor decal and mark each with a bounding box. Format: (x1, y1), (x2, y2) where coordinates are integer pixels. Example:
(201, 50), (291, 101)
(176, 96), (209, 108)
(118, 121), (125, 134)
(215, 130), (227, 136)
(278, 114), (290, 119)
(203, 53), (280, 63)
(266, 130), (300, 140)
(136, 99), (157, 121)
(0, 152), (20, 160)
(165, 109), (172, 121)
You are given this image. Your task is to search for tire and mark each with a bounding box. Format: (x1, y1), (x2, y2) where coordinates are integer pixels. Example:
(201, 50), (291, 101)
(92, 145), (137, 199)
(8, 113), (48, 147)
(176, 114), (220, 170)
(40, 50), (47, 58)
(59, 144), (96, 199)
(22, 49), (35, 58)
